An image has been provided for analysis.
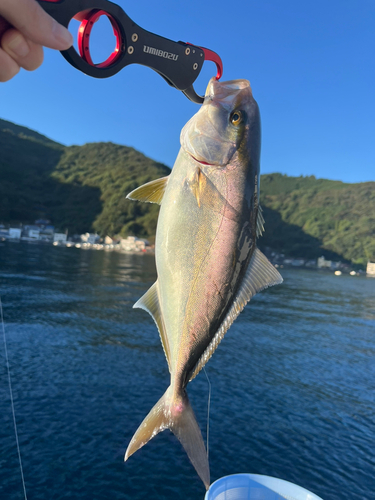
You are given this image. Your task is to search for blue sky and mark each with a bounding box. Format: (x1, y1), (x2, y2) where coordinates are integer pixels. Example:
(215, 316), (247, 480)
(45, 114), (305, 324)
(1, 0), (374, 183)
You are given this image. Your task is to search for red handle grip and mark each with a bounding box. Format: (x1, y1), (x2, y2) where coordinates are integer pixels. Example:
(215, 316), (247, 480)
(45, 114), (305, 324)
(0, 4), (122, 70)
(77, 9), (123, 68)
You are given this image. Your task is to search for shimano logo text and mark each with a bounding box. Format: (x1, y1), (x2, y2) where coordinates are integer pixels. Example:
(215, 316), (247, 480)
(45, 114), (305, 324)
(143, 45), (179, 61)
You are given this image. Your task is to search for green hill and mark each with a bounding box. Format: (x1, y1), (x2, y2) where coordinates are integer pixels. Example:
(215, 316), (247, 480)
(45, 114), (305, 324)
(51, 142), (170, 237)
(259, 174), (375, 265)
(0, 118), (374, 264)
(0, 119), (169, 237)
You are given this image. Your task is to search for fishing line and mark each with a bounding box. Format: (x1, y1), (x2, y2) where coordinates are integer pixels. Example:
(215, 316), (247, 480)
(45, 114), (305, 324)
(0, 297), (28, 500)
(203, 366), (211, 460)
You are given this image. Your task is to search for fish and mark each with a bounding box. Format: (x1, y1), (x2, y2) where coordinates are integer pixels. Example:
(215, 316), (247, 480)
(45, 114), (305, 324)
(124, 77), (283, 489)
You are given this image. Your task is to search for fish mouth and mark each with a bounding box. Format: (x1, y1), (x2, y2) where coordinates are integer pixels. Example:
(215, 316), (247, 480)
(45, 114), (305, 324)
(187, 151), (220, 167)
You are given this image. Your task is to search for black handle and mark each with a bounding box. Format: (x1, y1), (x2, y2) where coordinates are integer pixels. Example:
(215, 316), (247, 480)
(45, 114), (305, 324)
(37, 0), (208, 102)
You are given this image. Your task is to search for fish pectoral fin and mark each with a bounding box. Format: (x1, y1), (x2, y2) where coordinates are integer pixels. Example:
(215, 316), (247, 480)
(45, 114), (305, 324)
(256, 204), (265, 238)
(125, 387), (210, 490)
(133, 281), (171, 371)
(189, 168), (240, 221)
(126, 176), (169, 205)
(189, 247), (283, 381)
(189, 167), (204, 207)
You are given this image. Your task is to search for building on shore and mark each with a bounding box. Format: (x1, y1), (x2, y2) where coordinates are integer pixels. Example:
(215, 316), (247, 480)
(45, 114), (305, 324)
(366, 261), (375, 277)
(104, 236), (115, 245)
(54, 233), (67, 244)
(9, 228), (22, 240)
(23, 225), (40, 241)
(80, 233), (100, 244)
(119, 236), (150, 253)
(317, 256), (341, 270)
(317, 256), (331, 269)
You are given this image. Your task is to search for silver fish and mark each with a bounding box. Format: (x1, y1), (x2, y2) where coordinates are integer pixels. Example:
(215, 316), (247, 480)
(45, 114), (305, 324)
(125, 78), (283, 489)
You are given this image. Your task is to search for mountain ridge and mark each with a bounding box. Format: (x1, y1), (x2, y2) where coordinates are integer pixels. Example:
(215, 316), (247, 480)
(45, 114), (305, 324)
(0, 118), (373, 265)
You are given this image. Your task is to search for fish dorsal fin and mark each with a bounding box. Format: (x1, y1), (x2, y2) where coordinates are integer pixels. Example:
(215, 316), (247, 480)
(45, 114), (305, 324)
(256, 205), (265, 238)
(126, 176), (169, 205)
(189, 247), (283, 381)
(133, 281), (171, 371)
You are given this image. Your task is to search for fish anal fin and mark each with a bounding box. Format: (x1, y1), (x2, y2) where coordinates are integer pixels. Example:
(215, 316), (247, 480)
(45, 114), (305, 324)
(126, 176), (169, 205)
(133, 281), (171, 371)
(256, 204), (265, 238)
(189, 247), (282, 381)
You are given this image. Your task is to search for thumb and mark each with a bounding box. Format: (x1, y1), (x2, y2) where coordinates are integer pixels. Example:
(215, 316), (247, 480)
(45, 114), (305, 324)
(0, 0), (73, 50)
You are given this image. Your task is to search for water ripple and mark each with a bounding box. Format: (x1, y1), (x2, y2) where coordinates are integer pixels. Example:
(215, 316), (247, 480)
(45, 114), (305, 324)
(0, 244), (374, 499)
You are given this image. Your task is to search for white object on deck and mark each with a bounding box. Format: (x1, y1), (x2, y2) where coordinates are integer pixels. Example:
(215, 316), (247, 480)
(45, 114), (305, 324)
(205, 474), (324, 500)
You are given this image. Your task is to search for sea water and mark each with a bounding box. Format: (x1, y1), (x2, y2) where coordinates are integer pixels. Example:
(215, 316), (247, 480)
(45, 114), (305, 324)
(0, 242), (374, 500)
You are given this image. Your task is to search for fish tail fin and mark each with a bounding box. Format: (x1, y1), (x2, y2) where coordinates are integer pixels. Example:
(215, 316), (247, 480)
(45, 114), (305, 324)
(125, 386), (210, 489)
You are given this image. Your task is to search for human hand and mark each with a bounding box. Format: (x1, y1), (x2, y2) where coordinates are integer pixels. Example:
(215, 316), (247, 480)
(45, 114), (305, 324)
(0, 0), (73, 82)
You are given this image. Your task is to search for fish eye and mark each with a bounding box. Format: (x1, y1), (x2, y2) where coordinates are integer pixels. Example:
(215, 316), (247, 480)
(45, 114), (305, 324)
(230, 110), (242, 126)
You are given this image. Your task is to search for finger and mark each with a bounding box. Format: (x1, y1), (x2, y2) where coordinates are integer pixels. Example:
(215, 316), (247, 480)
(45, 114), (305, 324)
(1, 29), (43, 71)
(73, 10), (92, 22)
(0, 46), (20, 81)
(0, 0), (73, 50)
(20, 39), (44, 71)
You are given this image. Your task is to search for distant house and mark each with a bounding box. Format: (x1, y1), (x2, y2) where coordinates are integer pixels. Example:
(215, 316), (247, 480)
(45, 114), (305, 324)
(318, 256), (341, 270)
(104, 235), (119, 245)
(33, 220), (54, 242)
(29, 229), (40, 240)
(119, 236), (149, 252)
(9, 228), (21, 240)
(291, 258), (305, 267)
(283, 258), (293, 265)
(23, 225), (40, 240)
(366, 261), (375, 277)
(330, 261), (341, 270)
(54, 233), (67, 244)
(305, 259), (317, 268)
(81, 233), (100, 244)
(39, 225), (54, 241)
(317, 256), (331, 269)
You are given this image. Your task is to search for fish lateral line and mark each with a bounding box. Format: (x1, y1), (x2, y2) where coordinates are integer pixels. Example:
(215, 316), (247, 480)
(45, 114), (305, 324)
(189, 247), (283, 381)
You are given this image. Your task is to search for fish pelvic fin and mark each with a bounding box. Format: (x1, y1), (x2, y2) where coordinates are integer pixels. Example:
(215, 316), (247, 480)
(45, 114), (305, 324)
(189, 247), (283, 381)
(126, 175), (169, 205)
(125, 386), (210, 490)
(133, 281), (171, 371)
